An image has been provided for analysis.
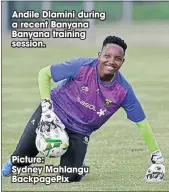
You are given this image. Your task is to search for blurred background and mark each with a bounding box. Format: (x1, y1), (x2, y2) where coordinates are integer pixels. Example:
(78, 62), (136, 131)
(2, 1), (169, 45)
(2, 1), (169, 191)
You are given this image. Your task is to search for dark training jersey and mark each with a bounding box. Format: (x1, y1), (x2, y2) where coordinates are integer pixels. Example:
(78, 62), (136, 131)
(50, 57), (146, 136)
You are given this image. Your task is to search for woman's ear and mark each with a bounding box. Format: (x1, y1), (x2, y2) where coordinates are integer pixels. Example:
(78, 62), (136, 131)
(97, 52), (101, 61)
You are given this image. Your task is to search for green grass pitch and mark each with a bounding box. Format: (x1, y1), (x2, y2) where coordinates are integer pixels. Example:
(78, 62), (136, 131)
(2, 42), (169, 191)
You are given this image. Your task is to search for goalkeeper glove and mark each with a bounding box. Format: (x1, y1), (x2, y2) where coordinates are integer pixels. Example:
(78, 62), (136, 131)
(145, 150), (165, 182)
(37, 99), (65, 133)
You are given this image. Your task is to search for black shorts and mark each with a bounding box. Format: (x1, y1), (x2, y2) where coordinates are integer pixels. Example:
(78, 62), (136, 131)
(11, 104), (90, 182)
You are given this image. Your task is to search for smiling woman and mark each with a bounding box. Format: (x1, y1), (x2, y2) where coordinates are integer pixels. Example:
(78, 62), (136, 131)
(2, 34), (166, 185)
(97, 36), (127, 82)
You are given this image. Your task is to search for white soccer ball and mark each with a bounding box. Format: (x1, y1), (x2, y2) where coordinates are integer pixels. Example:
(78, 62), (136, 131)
(35, 127), (69, 158)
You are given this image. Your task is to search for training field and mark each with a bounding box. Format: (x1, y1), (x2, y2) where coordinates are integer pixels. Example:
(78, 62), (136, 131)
(2, 28), (169, 191)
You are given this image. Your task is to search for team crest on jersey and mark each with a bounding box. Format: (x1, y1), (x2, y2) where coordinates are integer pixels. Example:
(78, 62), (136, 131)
(104, 99), (112, 107)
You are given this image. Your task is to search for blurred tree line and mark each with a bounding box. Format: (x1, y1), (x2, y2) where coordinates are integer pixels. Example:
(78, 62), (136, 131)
(7, 1), (169, 29)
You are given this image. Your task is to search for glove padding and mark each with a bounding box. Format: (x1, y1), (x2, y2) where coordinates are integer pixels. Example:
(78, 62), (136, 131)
(37, 99), (65, 134)
(145, 164), (165, 182)
(144, 150), (165, 182)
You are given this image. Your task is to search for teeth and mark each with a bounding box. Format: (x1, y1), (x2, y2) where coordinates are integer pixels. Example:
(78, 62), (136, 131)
(106, 66), (114, 70)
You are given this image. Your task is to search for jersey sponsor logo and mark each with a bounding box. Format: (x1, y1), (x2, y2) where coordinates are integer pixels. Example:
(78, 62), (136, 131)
(81, 86), (89, 93)
(77, 96), (96, 111)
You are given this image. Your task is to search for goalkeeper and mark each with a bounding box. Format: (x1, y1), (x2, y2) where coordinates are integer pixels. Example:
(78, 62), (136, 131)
(2, 36), (165, 182)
